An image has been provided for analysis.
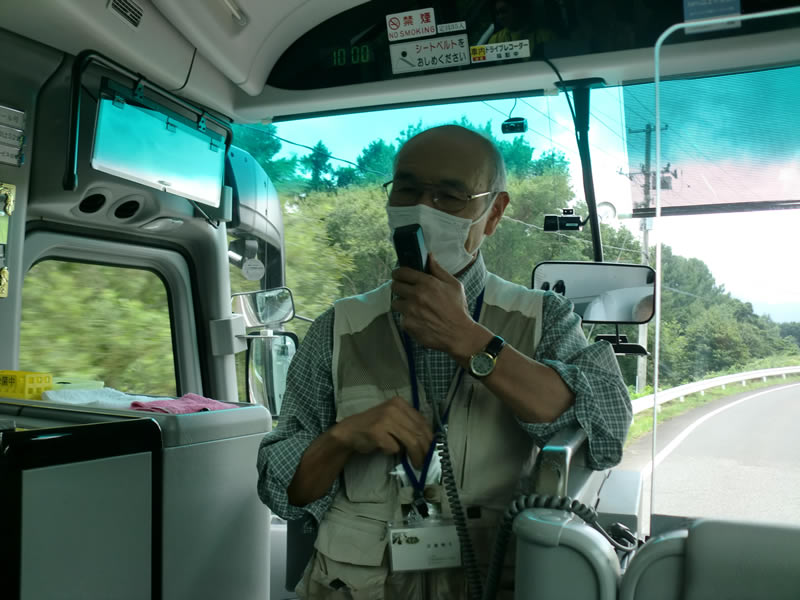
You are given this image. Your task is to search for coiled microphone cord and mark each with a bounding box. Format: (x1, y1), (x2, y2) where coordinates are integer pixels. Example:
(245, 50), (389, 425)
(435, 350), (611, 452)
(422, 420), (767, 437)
(433, 427), (483, 600)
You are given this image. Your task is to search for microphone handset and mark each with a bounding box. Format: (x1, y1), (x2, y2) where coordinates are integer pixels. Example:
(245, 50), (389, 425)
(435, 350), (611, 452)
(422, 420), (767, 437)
(393, 223), (428, 273)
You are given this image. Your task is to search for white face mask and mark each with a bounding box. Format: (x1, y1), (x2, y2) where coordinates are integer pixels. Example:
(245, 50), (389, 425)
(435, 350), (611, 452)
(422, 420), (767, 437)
(386, 202), (493, 275)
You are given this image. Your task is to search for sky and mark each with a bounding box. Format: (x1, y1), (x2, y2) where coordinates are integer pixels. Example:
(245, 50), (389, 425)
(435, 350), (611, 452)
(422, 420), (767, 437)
(269, 67), (800, 323)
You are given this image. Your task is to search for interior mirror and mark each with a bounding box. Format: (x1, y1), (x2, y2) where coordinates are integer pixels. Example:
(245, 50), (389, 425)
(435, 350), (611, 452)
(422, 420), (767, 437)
(247, 332), (297, 416)
(232, 287), (294, 328)
(92, 93), (225, 208)
(532, 262), (655, 324)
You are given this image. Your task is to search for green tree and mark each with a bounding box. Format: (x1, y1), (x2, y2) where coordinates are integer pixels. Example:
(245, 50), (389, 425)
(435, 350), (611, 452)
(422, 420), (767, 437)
(231, 123), (297, 184)
(356, 139), (396, 184)
(334, 166), (362, 188)
(281, 197), (353, 339)
(300, 141), (334, 192)
(779, 322), (800, 349)
(395, 121), (425, 146)
(321, 186), (396, 296)
(19, 261), (176, 396)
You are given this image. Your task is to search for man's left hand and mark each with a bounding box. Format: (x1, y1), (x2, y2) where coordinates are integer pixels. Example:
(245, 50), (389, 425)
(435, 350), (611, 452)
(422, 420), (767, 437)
(391, 254), (483, 356)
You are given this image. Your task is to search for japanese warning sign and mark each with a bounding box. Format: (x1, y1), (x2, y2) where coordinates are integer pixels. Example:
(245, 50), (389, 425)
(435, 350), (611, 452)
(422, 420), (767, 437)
(386, 8), (437, 42)
(390, 35), (470, 74)
(470, 39), (531, 63)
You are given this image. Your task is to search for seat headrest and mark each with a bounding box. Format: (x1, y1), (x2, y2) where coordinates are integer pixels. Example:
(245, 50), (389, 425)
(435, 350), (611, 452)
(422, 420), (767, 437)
(683, 519), (800, 600)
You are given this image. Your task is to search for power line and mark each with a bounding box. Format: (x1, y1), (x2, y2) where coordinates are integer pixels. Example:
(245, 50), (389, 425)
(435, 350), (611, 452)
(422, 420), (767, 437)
(626, 93), (765, 202)
(483, 100), (573, 154)
(516, 98), (626, 163)
(500, 214), (642, 258)
(482, 100), (511, 119)
(590, 111), (626, 143)
(237, 123), (389, 178)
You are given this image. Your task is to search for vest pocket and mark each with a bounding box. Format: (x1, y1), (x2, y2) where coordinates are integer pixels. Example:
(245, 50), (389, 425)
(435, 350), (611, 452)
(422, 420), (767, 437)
(337, 386), (397, 504)
(315, 507), (389, 569)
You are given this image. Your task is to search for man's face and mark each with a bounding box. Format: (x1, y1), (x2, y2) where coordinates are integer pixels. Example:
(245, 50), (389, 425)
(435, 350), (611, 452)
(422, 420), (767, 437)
(392, 128), (501, 255)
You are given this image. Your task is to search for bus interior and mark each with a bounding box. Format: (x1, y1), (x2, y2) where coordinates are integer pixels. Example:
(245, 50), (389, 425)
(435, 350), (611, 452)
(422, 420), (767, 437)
(1, 1), (799, 599)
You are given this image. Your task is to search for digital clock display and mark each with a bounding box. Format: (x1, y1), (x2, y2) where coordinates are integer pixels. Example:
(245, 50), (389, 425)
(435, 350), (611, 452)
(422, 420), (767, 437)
(331, 44), (374, 68)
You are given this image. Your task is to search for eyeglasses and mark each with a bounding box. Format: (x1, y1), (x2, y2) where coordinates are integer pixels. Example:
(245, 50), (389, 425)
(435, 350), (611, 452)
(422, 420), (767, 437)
(382, 180), (497, 214)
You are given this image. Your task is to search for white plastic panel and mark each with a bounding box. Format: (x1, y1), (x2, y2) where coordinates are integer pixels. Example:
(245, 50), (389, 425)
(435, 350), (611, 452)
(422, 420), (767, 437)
(153, 0), (368, 95)
(0, 0), (194, 91)
(162, 432), (271, 599)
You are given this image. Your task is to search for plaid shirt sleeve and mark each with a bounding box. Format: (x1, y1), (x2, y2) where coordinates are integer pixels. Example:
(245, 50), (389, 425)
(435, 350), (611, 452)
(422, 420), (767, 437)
(256, 307), (338, 524)
(519, 292), (633, 470)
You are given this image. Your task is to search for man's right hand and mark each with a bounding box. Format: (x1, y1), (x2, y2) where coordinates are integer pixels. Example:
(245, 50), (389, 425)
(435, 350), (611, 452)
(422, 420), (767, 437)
(332, 396), (434, 469)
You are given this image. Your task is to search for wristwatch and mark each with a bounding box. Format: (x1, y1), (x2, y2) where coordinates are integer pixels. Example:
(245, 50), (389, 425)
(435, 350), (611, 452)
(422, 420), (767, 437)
(468, 335), (505, 379)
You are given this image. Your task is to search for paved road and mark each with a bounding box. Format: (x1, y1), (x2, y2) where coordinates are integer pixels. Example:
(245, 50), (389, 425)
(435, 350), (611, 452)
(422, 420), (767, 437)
(620, 382), (800, 530)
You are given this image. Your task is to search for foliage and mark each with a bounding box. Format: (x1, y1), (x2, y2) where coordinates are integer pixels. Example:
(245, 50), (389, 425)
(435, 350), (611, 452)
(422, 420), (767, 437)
(780, 321), (800, 348)
(299, 141), (335, 192)
(231, 123), (297, 184)
(232, 118), (798, 397)
(19, 261), (176, 396)
(357, 139), (396, 184)
(281, 197), (354, 339)
(17, 119), (798, 402)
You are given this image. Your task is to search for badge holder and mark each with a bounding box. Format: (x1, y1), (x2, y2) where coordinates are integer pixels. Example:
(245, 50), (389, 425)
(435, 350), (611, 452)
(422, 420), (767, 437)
(388, 490), (462, 572)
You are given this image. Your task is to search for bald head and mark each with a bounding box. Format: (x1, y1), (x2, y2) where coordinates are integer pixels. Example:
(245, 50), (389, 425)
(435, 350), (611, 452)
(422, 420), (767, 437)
(390, 124), (510, 267)
(395, 125), (507, 194)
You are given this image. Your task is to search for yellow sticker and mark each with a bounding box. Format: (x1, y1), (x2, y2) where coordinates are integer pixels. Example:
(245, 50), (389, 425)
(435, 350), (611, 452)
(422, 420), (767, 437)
(470, 46), (486, 61)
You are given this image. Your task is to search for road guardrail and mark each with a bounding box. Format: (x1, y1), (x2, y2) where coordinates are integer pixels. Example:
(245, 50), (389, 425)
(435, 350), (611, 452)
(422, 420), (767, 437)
(631, 366), (800, 415)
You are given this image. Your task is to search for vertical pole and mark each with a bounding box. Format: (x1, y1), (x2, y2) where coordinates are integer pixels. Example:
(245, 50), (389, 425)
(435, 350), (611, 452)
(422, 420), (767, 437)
(636, 124), (652, 393)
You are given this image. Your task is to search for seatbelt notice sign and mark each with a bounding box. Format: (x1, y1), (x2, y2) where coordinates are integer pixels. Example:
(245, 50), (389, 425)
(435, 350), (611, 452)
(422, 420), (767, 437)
(386, 8), (437, 42)
(389, 35), (470, 74)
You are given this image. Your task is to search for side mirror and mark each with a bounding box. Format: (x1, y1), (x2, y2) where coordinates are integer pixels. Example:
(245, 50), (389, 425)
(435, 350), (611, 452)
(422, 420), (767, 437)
(232, 287), (297, 413)
(532, 262), (655, 325)
(247, 332), (298, 416)
(232, 287), (295, 328)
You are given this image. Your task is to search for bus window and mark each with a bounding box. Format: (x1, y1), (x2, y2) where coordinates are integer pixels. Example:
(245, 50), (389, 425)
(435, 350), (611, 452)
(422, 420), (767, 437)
(233, 62), (800, 531)
(629, 26), (800, 530)
(20, 260), (177, 397)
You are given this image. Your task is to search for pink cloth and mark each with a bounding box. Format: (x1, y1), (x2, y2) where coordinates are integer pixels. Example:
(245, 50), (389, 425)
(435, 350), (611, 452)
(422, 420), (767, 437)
(130, 393), (235, 414)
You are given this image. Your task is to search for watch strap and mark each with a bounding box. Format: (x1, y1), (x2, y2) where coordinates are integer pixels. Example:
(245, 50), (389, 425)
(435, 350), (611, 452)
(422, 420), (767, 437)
(484, 335), (505, 358)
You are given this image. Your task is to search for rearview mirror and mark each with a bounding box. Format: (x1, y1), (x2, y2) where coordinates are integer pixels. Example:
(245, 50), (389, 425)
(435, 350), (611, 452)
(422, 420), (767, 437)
(92, 95), (225, 208)
(232, 287), (294, 328)
(531, 262), (655, 324)
(247, 332), (297, 416)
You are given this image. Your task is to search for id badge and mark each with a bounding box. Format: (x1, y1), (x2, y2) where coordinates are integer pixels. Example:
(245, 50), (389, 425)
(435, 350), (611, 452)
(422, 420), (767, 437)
(387, 518), (462, 572)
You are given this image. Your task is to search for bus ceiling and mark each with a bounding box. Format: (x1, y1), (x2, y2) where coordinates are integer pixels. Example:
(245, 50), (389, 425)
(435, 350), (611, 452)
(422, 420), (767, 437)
(1, 2), (799, 123)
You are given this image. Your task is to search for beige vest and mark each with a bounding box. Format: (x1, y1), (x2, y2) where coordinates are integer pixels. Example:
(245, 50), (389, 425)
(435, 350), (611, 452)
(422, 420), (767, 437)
(298, 274), (545, 600)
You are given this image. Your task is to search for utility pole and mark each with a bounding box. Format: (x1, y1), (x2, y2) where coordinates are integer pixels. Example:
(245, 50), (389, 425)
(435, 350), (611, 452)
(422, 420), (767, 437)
(626, 123), (669, 393)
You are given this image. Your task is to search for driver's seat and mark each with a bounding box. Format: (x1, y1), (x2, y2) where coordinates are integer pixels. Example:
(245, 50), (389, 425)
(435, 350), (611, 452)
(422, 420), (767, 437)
(619, 518), (800, 600)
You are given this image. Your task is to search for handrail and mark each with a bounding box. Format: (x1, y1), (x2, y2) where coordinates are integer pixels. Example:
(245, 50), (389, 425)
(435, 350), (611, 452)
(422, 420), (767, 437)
(632, 366), (800, 415)
(531, 426), (588, 496)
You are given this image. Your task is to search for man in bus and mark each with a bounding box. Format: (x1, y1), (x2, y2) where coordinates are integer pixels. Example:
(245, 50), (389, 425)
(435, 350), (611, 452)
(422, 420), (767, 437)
(257, 124), (631, 599)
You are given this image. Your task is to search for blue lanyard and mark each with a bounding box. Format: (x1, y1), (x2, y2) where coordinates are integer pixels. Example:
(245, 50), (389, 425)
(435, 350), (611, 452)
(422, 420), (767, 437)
(399, 289), (485, 494)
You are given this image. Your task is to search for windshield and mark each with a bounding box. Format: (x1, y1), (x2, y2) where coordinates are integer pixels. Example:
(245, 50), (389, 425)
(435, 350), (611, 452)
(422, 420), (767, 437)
(233, 70), (800, 529)
(233, 91), (638, 320)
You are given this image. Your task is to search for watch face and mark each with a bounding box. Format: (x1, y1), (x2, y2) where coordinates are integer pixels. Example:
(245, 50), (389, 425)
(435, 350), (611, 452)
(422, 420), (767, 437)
(470, 352), (495, 377)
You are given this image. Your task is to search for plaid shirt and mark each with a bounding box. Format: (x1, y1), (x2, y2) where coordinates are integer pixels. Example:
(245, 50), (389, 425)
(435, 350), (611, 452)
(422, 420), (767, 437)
(257, 253), (632, 524)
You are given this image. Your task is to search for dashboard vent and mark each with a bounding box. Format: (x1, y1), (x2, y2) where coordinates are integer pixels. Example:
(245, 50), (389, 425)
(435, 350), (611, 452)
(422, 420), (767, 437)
(109, 0), (143, 28)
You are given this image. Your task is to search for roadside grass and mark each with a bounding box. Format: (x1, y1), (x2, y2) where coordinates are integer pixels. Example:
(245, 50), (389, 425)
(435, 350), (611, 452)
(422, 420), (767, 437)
(625, 375), (800, 447)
